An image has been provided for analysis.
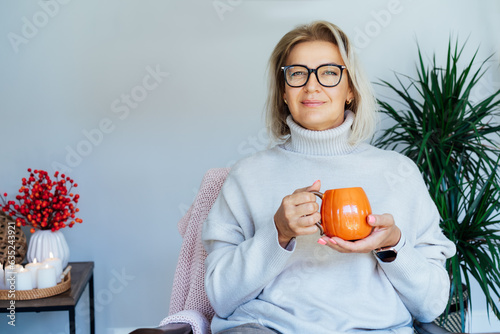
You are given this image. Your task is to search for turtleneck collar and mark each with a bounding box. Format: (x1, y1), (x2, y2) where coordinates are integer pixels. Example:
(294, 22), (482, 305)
(281, 110), (358, 156)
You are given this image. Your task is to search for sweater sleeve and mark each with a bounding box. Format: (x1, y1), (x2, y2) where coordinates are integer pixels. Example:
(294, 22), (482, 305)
(202, 172), (293, 319)
(376, 174), (456, 323)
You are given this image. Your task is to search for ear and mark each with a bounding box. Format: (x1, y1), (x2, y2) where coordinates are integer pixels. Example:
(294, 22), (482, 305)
(347, 86), (354, 103)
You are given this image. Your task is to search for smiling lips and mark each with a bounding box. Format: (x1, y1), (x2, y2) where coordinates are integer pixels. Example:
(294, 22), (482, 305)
(301, 100), (325, 107)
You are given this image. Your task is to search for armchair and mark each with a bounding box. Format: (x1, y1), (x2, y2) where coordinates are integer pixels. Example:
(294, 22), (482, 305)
(130, 168), (455, 334)
(131, 168), (228, 334)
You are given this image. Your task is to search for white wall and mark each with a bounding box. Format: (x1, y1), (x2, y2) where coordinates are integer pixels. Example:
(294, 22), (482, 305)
(1, 0), (499, 333)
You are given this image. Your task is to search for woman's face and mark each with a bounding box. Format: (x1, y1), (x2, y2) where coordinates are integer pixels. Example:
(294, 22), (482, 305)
(283, 41), (354, 131)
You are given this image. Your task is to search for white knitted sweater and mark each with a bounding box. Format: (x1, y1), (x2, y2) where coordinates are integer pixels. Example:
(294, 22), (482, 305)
(202, 111), (456, 334)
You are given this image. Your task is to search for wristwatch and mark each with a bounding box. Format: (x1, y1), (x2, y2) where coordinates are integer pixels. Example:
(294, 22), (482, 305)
(374, 246), (398, 263)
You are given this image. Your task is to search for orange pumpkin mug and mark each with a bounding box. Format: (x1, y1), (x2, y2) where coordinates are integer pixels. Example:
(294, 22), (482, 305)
(312, 187), (373, 241)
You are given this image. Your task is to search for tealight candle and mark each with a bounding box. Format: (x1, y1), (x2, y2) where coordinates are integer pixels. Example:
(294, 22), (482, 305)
(37, 264), (56, 289)
(4, 264), (22, 287)
(0, 264), (6, 290)
(44, 253), (63, 283)
(14, 267), (33, 290)
(25, 258), (43, 289)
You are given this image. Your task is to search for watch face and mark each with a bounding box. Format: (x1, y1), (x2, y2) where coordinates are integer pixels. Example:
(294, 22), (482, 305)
(376, 250), (397, 263)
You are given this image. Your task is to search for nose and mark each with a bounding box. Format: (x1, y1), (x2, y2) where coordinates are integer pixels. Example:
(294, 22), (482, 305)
(304, 70), (320, 93)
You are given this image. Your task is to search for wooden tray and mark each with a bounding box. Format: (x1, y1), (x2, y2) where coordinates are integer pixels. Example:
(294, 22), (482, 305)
(0, 268), (71, 300)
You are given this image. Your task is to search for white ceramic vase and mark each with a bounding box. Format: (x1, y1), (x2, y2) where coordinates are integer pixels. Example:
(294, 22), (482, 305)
(26, 230), (70, 269)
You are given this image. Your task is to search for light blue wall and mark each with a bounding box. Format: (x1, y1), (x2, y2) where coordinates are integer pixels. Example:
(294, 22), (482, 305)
(0, 0), (499, 333)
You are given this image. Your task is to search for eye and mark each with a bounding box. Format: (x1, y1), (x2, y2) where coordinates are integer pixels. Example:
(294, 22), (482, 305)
(321, 69), (338, 76)
(289, 70), (307, 77)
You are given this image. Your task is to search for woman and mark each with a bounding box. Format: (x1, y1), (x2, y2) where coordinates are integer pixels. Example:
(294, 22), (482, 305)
(202, 21), (455, 334)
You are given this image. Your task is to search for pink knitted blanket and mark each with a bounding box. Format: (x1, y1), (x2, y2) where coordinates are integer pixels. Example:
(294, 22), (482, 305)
(162, 168), (230, 333)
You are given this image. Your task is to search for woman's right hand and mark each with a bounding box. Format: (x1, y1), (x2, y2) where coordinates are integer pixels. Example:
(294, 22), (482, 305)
(274, 180), (322, 248)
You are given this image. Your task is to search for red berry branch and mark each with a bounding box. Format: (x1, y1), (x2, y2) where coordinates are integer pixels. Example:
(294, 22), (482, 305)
(0, 168), (83, 233)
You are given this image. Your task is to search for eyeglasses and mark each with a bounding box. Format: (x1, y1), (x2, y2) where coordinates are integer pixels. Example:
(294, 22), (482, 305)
(281, 64), (346, 88)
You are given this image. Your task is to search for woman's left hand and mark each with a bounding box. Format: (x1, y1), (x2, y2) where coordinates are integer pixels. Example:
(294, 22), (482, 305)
(318, 213), (401, 253)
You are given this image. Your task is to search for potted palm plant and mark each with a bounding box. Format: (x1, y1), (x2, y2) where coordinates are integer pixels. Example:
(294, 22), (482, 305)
(373, 39), (500, 332)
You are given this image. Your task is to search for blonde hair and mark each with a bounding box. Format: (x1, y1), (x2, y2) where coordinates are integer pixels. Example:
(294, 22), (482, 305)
(266, 21), (377, 145)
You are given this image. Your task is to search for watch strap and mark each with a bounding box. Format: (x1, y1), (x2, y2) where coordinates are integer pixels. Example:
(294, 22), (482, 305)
(374, 246), (398, 263)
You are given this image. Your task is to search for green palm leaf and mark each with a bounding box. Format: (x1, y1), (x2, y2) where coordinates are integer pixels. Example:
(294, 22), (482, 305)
(373, 38), (500, 332)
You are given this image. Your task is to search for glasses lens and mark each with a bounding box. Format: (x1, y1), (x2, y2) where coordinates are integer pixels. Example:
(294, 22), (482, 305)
(317, 65), (342, 87)
(285, 66), (309, 87)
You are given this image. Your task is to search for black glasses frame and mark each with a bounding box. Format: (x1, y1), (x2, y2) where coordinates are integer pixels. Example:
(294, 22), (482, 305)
(281, 64), (347, 88)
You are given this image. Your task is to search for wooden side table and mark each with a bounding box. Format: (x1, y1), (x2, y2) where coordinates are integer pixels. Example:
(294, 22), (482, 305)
(0, 261), (95, 334)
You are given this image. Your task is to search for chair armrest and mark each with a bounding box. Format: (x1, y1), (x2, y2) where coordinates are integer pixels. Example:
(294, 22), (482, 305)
(413, 320), (451, 334)
(129, 323), (193, 334)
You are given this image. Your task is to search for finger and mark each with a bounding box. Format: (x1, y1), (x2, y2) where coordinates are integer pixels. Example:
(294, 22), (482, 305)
(318, 237), (350, 253)
(306, 179), (321, 192)
(328, 237), (374, 253)
(297, 212), (321, 228)
(284, 191), (317, 206)
(293, 180), (321, 194)
(296, 222), (321, 236)
(317, 236), (328, 246)
(294, 201), (319, 217)
(366, 213), (394, 228)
